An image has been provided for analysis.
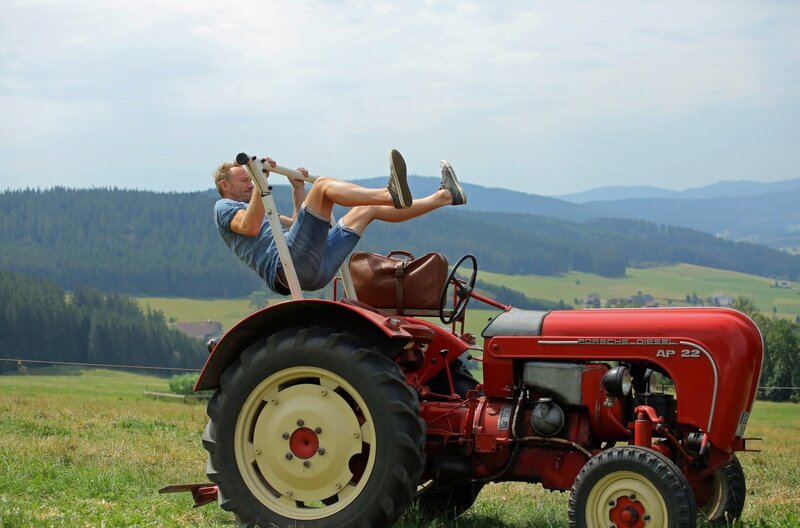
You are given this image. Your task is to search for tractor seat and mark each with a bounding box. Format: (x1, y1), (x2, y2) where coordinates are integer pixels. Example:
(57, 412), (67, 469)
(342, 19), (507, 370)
(481, 308), (549, 337)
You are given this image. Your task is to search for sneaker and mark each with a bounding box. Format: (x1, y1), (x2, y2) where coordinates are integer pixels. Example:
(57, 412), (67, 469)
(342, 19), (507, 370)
(387, 149), (412, 209)
(440, 160), (467, 205)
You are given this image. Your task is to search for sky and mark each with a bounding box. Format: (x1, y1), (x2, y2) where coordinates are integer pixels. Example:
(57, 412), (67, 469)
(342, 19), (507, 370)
(1, 0), (798, 196)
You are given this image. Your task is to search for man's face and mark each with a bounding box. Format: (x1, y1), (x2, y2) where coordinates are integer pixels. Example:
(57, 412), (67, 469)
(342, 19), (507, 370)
(221, 166), (254, 202)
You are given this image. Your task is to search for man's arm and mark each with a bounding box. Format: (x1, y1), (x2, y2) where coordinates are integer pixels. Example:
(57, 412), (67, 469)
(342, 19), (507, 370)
(230, 185), (265, 236)
(279, 167), (308, 228)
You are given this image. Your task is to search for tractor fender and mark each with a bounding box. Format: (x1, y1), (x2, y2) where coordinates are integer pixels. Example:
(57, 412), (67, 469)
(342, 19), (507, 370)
(195, 299), (413, 391)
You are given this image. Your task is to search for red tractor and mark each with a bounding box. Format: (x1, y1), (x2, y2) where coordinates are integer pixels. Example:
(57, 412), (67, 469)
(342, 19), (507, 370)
(171, 251), (762, 528)
(164, 157), (762, 527)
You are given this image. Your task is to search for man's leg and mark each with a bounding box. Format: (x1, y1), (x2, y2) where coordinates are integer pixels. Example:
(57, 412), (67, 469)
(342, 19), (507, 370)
(303, 149), (412, 219)
(341, 189), (453, 233)
(340, 160), (466, 232)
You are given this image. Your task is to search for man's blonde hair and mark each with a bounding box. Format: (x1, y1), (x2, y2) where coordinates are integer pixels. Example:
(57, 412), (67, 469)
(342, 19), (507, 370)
(213, 162), (238, 197)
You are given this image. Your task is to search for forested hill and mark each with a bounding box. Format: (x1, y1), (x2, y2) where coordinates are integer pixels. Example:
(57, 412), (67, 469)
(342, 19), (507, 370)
(1, 187), (799, 297)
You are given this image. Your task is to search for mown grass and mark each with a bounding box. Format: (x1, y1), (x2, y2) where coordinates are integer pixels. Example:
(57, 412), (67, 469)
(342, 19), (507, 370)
(1, 368), (798, 527)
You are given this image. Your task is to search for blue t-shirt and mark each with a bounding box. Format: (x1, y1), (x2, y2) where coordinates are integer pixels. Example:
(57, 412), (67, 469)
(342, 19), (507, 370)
(214, 199), (286, 294)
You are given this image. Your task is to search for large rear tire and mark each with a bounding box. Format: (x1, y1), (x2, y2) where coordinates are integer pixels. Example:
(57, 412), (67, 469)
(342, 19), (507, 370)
(203, 327), (425, 528)
(568, 446), (697, 528)
(697, 455), (746, 523)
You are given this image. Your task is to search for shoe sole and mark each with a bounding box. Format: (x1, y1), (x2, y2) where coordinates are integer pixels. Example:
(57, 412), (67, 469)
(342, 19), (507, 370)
(390, 149), (412, 208)
(440, 160), (466, 205)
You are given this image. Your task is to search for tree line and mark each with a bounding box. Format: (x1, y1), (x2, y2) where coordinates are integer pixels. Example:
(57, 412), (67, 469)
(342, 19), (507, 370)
(732, 298), (800, 402)
(2, 187), (800, 298)
(0, 270), (206, 374)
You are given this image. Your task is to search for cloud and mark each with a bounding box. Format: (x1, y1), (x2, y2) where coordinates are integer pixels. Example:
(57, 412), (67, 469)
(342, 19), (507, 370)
(0, 0), (797, 193)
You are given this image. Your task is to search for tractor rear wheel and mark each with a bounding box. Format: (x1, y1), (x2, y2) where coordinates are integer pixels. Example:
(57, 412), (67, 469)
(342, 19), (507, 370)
(568, 446), (697, 528)
(697, 455), (746, 523)
(203, 327), (425, 528)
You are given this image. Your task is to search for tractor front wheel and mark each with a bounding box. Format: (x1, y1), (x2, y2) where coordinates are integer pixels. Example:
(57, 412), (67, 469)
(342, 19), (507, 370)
(203, 327), (425, 528)
(697, 454), (746, 523)
(568, 446), (697, 528)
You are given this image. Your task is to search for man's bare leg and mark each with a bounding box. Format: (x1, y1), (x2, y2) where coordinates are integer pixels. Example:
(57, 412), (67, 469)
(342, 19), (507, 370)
(303, 177), (395, 219)
(302, 149), (412, 219)
(341, 189), (453, 233)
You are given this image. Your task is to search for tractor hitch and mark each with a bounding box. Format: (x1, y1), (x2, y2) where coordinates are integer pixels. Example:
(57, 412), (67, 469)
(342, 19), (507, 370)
(159, 483), (218, 508)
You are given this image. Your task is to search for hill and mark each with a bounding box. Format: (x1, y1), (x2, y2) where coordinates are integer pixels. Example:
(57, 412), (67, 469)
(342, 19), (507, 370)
(584, 190), (800, 247)
(353, 175), (595, 221)
(554, 177), (800, 203)
(357, 175), (800, 248)
(2, 187), (800, 297)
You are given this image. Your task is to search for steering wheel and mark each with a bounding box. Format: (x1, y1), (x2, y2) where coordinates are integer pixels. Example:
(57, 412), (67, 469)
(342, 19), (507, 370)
(439, 254), (478, 324)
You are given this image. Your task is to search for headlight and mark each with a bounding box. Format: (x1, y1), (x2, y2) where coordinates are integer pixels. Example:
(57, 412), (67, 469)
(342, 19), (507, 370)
(603, 366), (632, 397)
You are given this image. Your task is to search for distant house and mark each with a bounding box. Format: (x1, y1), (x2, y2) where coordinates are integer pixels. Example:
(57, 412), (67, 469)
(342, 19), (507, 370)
(176, 320), (223, 341)
(583, 294), (601, 308)
(711, 294), (735, 307)
(630, 293), (657, 307)
(774, 280), (792, 289)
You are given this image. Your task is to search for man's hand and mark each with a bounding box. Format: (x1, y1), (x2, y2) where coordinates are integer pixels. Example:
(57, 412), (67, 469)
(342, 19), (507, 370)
(263, 156), (277, 175)
(293, 167), (309, 190)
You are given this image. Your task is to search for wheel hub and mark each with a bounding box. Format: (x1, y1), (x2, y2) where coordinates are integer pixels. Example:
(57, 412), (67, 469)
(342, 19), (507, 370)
(610, 496), (645, 527)
(289, 427), (320, 459)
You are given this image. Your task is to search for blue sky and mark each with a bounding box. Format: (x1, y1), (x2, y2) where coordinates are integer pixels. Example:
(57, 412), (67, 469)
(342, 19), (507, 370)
(1, 1), (797, 196)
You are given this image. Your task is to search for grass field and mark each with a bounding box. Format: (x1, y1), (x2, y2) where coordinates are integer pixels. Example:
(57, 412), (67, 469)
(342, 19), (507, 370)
(1, 368), (798, 527)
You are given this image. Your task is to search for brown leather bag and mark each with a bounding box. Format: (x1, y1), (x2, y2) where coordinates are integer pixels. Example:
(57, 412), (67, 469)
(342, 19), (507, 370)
(348, 250), (448, 313)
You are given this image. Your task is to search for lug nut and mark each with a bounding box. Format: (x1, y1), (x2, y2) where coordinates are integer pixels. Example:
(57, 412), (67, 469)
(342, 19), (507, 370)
(643, 514), (651, 521)
(353, 432), (360, 438)
(297, 419), (304, 426)
(317, 448), (325, 455)
(282, 432), (289, 440)
(303, 460), (311, 468)
(314, 427), (322, 434)
(285, 452), (293, 460)
(320, 389), (328, 396)
(270, 398), (278, 405)
(255, 448), (261, 455)
(629, 493), (637, 500)
(285, 490), (292, 497)
(608, 500), (616, 507)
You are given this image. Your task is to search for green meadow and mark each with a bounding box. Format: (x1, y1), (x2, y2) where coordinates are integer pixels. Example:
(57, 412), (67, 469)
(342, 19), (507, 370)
(481, 264), (800, 319)
(0, 368), (798, 527)
(136, 264), (800, 339)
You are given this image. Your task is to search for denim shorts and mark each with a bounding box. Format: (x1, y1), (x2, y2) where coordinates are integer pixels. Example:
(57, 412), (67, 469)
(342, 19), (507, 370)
(279, 206), (361, 291)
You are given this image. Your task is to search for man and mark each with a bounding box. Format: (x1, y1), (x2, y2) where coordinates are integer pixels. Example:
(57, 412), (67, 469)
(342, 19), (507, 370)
(213, 149), (467, 295)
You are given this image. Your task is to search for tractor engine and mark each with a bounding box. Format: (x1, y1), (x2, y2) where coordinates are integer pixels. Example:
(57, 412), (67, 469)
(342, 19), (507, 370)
(420, 360), (661, 491)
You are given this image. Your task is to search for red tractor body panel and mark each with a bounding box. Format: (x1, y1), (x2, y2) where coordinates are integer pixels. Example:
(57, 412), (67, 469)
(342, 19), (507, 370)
(482, 307), (763, 454)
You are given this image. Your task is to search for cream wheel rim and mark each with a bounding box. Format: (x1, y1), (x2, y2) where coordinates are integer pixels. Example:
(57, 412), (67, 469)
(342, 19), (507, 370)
(585, 470), (667, 527)
(234, 366), (376, 520)
(699, 471), (724, 517)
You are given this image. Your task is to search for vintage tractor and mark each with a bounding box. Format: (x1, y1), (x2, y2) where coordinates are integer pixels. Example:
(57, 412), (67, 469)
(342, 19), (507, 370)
(163, 156), (763, 527)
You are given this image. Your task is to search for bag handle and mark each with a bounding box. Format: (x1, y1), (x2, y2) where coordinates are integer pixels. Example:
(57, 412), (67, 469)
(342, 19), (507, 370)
(388, 250), (415, 260)
(394, 261), (405, 314)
